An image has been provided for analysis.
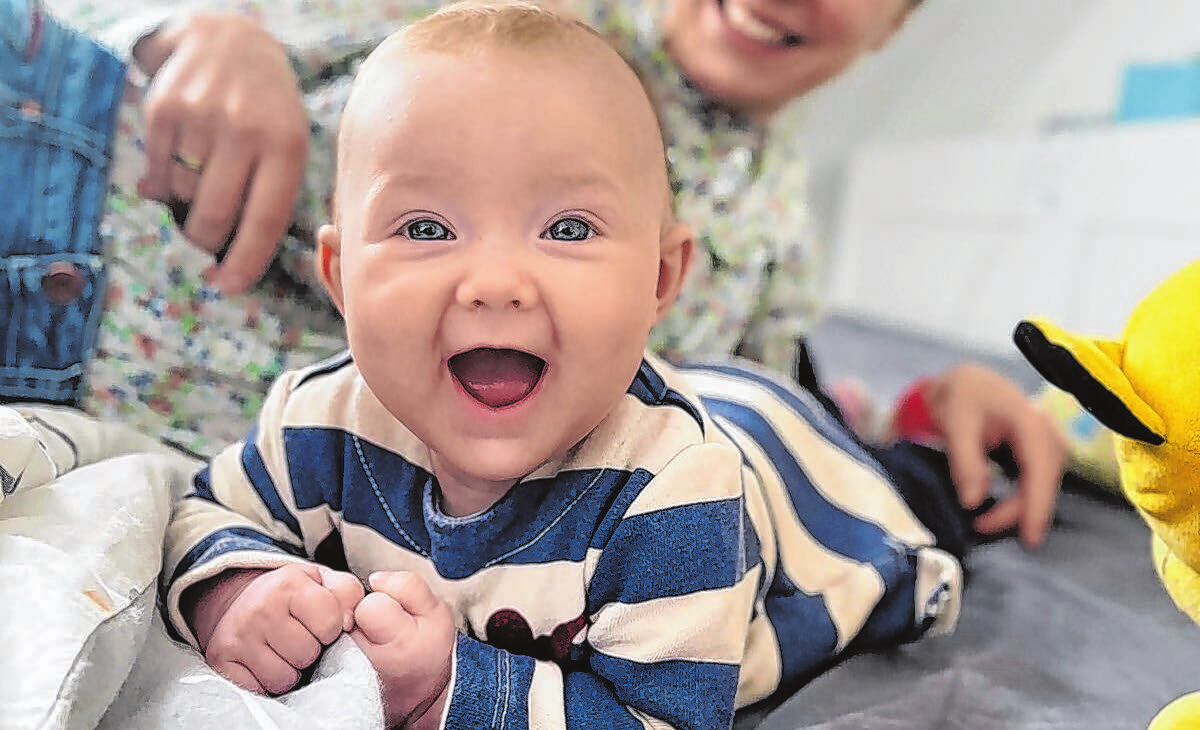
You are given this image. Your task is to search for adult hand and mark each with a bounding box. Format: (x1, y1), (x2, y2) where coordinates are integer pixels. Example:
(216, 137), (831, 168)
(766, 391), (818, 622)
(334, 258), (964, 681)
(134, 13), (310, 295)
(923, 363), (1068, 549)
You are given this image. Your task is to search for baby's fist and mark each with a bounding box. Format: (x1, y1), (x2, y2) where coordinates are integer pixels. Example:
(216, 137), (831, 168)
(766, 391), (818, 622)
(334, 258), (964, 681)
(200, 563), (364, 695)
(352, 572), (455, 728)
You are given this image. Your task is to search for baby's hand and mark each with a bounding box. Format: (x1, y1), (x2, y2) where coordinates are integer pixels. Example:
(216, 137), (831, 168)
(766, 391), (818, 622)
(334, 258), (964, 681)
(351, 572), (455, 728)
(202, 563), (365, 695)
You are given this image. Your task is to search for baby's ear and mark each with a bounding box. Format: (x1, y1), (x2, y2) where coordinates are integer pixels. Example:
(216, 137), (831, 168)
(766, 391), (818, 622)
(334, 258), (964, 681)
(654, 221), (694, 323)
(315, 224), (346, 316)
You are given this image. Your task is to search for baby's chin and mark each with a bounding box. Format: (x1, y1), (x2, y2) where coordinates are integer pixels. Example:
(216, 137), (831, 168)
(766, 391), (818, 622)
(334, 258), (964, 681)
(433, 442), (553, 485)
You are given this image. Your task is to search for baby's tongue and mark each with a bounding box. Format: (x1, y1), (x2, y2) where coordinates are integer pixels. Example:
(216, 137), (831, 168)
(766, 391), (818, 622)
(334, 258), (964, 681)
(451, 348), (544, 409)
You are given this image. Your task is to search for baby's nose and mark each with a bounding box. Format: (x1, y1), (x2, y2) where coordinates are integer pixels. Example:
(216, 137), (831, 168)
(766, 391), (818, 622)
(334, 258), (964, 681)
(454, 244), (540, 311)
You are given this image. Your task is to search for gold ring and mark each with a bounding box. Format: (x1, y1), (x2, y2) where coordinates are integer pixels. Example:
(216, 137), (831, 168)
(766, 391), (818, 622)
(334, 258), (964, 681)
(171, 151), (205, 174)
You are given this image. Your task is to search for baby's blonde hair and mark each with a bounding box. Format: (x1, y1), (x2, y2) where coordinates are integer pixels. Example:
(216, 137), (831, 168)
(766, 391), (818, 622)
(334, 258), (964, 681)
(401, 0), (677, 220)
(401, 0), (604, 52)
(335, 0), (676, 224)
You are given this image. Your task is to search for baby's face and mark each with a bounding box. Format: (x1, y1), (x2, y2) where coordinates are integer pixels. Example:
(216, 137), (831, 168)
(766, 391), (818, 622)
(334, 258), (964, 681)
(663, 0), (911, 120)
(326, 41), (678, 509)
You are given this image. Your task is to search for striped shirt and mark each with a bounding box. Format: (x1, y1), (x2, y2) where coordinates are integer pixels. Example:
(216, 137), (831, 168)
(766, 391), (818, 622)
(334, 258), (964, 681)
(163, 354), (960, 729)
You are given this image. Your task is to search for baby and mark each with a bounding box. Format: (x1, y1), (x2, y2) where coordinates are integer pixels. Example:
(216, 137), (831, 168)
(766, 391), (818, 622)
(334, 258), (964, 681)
(161, 3), (961, 727)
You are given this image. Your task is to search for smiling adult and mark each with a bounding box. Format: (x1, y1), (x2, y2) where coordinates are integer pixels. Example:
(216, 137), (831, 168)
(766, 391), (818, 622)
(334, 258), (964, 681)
(661, 0), (914, 122)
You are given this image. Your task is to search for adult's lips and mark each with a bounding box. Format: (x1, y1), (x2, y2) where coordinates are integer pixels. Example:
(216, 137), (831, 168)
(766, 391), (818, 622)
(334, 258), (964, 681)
(449, 347), (547, 409)
(717, 0), (807, 47)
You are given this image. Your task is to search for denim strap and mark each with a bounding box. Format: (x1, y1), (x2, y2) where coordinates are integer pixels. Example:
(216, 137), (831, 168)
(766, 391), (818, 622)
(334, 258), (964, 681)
(0, 4), (126, 404)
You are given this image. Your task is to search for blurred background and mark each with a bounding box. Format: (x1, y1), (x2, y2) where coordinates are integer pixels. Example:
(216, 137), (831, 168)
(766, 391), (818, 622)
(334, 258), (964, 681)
(794, 0), (1200, 357)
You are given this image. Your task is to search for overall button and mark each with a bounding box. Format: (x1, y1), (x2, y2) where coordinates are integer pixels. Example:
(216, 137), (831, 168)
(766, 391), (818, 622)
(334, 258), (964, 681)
(18, 99), (42, 119)
(41, 261), (85, 305)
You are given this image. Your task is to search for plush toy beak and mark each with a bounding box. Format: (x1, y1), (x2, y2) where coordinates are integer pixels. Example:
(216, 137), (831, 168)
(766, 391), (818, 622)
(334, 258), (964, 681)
(1013, 318), (1165, 446)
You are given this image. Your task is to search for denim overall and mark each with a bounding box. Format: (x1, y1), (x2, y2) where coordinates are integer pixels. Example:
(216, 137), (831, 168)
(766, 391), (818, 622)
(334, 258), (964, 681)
(0, 0), (124, 403)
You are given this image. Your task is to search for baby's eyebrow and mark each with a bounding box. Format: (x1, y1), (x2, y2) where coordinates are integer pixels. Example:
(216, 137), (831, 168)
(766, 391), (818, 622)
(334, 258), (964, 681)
(535, 170), (625, 200)
(361, 171), (452, 218)
(369, 171), (445, 192)
(364, 167), (628, 208)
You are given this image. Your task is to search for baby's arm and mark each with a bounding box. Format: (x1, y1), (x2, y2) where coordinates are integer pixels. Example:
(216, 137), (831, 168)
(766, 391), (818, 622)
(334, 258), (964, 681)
(552, 443), (755, 727)
(162, 369), (358, 689)
(183, 563), (364, 695)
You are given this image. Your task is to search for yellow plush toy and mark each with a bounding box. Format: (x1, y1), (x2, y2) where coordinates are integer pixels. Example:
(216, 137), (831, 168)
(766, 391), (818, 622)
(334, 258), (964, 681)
(1013, 259), (1200, 730)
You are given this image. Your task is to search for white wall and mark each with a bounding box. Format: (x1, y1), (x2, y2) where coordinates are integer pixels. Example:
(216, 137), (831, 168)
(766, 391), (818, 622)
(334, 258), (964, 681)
(799, 0), (1200, 352)
(797, 0), (1200, 237)
(1002, 0), (1200, 131)
(827, 123), (1200, 355)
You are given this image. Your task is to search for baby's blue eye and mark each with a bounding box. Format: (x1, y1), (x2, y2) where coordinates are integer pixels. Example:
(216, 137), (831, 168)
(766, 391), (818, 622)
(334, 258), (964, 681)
(406, 219), (453, 240)
(544, 218), (593, 242)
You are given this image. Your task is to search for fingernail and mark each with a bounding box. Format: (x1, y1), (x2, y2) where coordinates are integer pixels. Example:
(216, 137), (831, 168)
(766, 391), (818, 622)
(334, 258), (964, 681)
(368, 572), (381, 589)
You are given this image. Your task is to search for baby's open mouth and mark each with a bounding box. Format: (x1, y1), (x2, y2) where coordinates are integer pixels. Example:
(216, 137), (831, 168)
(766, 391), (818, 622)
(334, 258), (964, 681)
(449, 348), (546, 409)
(717, 0), (806, 48)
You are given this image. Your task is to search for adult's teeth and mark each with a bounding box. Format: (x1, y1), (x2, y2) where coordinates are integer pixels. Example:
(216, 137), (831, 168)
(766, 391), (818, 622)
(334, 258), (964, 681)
(725, 0), (785, 44)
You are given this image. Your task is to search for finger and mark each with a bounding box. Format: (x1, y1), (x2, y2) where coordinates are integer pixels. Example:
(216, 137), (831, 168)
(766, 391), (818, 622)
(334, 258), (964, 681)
(973, 494), (1021, 537)
(140, 78), (184, 201)
(169, 134), (209, 207)
(1009, 424), (1065, 549)
(212, 659), (266, 694)
(939, 408), (992, 510)
(266, 617), (323, 669)
(286, 574), (350, 644)
(211, 144), (306, 296)
(353, 590), (416, 646)
(209, 641), (300, 696)
(369, 571), (443, 617)
(183, 135), (252, 254)
(318, 566), (367, 632)
(249, 647), (303, 696)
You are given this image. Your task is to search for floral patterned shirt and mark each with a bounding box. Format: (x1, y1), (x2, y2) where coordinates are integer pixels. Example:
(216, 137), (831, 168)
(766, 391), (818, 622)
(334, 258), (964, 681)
(46, 0), (823, 456)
